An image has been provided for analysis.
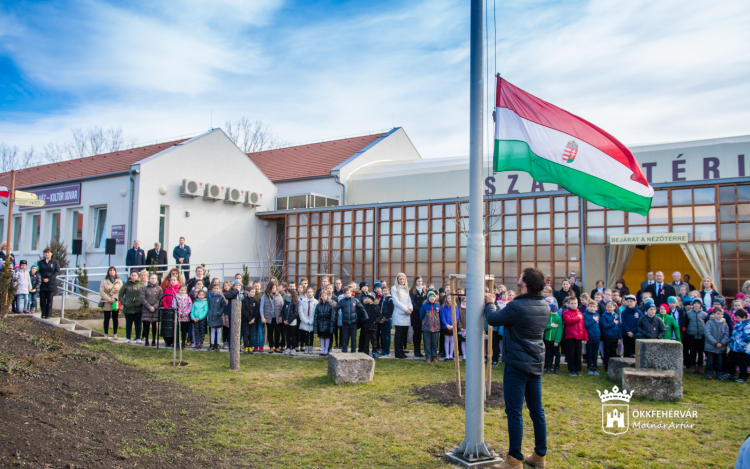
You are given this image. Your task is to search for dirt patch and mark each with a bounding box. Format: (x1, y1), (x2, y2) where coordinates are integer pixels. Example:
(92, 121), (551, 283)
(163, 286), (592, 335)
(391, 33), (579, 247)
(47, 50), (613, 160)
(414, 380), (505, 408)
(0, 317), (233, 469)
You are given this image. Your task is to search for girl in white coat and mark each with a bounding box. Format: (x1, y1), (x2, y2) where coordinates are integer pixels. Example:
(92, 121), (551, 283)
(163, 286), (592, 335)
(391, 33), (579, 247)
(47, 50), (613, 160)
(391, 272), (413, 359)
(298, 287), (318, 354)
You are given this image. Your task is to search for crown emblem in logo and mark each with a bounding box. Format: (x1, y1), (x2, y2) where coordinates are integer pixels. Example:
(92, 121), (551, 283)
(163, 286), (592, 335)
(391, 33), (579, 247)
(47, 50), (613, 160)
(562, 140), (578, 163)
(597, 386), (634, 403)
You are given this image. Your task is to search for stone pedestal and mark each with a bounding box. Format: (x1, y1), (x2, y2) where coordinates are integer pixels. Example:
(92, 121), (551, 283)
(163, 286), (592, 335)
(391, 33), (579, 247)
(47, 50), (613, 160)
(635, 339), (683, 379)
(607, 357), (635, 382)
(622, 368), (683, 401)
(327, 352), (375, 384)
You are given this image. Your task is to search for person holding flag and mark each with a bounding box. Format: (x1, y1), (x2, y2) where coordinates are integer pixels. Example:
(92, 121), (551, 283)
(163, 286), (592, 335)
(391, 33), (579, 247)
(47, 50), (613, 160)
(485, 77), (653, 469)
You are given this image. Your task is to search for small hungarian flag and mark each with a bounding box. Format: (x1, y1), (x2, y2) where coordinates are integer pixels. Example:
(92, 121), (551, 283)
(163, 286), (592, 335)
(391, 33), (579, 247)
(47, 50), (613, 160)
(493, 77), (653, 216)
(0, 186), (8, 207)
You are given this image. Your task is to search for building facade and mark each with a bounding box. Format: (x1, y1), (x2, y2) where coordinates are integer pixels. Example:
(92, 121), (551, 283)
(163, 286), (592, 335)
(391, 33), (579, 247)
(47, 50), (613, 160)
(259, 135), (750, 298)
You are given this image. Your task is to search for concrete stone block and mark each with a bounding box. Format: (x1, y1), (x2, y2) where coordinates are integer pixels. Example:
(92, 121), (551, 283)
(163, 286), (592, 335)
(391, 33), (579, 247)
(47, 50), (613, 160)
(622, 368), (683, 401)
(327, 352), (375, 384)
(635, 339), (683, 379)
(607, 357), (635, 382)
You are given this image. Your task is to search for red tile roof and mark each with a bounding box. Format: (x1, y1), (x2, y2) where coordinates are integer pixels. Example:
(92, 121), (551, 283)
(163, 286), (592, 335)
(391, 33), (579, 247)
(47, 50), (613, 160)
(0, 139), (188, 188)
(246, 133), (385, 182)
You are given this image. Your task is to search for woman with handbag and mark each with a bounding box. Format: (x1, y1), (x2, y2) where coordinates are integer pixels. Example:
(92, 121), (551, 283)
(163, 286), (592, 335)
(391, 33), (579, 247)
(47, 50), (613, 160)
(99, 266), (123, 339)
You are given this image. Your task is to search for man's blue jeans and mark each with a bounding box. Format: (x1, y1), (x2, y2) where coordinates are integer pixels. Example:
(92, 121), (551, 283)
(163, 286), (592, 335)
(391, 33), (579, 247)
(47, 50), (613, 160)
(380, 320), (392, 354)
(503, 364), (547, 461)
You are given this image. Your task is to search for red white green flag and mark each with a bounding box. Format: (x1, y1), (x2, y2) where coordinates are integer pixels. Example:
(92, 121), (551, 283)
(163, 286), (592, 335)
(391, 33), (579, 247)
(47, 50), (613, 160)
(493, 77), (653, 216)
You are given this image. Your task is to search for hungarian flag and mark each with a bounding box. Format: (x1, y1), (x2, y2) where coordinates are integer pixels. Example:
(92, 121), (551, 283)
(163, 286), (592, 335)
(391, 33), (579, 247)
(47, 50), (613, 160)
(0, 186), (8, 207)
(493, 77), (653, 216)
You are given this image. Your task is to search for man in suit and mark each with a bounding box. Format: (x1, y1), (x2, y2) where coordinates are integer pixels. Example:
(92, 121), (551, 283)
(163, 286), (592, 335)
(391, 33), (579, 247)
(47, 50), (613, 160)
(644, 271), (676, 308)
(670, 271), (689, 292)
(640, 270), (656, 294)
(146, 242), (168, 279)
(173, 237), (192, 281)
(125, 240), (146, 268)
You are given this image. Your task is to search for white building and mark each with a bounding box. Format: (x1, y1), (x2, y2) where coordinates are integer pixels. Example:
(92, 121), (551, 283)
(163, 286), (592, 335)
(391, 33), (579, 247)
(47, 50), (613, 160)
(0, 129), (277, 272)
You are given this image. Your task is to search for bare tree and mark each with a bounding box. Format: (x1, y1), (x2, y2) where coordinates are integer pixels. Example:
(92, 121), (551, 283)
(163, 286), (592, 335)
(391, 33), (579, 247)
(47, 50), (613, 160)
(0, 143), (39, 171)
(34, 126), (136, 164)
(0, 144), (19, 172)
(451, 199), (503, 241)
(224, 117), (287, 153)
(253, 230), (286, 286)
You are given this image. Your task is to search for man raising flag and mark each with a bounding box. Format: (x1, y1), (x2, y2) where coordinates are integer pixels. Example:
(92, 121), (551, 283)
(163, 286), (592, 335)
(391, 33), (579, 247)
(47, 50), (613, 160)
(493, 77), (654, 216)
(487, 77), (653, 468)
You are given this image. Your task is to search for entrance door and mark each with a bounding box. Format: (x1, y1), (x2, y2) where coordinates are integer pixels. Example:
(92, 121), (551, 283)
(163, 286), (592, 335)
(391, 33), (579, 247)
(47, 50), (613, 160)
(621, 244), (699, 295)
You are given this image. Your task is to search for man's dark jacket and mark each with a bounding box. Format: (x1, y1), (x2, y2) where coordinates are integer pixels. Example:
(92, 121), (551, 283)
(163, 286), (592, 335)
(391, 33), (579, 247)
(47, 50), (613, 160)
(644, 283), (676, 308)
(125, 248), (146, 267)
(146, 248), (168, 271)
(485, 293), (548, 375)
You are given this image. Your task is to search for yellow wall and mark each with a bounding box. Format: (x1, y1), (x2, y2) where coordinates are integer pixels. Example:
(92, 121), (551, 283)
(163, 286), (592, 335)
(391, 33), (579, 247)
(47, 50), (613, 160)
(621, 244), (700, 294)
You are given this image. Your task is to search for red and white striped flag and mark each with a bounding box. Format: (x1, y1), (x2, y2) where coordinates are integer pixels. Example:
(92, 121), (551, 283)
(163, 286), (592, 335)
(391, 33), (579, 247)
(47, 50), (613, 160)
(0, 186), (8, 207)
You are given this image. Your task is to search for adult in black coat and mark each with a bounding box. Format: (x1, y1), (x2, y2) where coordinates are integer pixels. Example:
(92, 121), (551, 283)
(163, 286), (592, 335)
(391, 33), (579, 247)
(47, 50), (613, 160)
(554, 279), (574, 307)
(486, 267), (548, 465)
(644, 271), (676, 308)
(590, 279), (605, 299)
(145, 242), (168, 276)
(37, 248), (60, 319)
(125, 240), (146, 268)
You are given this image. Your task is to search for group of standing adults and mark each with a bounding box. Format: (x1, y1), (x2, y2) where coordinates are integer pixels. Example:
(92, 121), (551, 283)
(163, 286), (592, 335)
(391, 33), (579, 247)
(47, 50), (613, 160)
(125, 237), (191, 279)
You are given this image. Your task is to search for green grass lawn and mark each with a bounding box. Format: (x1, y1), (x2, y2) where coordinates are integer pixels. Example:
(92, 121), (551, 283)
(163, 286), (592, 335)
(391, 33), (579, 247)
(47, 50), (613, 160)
(89, 341), (748, 469)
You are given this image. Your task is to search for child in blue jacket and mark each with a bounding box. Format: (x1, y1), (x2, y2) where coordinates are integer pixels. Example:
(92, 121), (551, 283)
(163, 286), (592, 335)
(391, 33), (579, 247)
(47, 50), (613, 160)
(583, 300), (602, 375)
(599, 300), (622, 371)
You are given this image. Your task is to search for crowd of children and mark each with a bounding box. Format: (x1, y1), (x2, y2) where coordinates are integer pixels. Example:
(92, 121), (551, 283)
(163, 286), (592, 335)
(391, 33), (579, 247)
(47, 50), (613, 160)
(97, 265), (750, 381)
(531, 275), (750, 382)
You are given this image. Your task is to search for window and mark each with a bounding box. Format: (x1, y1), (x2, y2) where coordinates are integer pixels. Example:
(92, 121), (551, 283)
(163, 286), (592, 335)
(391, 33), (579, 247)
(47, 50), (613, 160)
(159, 206), (168, 247)
(71, 210), (83, 240)
(93, 207), (107, 249)
(50, 212), (61, 242)
(288, 195), (308, 209)
(12, 215), (21, 251)
(30, 214), (41, 251)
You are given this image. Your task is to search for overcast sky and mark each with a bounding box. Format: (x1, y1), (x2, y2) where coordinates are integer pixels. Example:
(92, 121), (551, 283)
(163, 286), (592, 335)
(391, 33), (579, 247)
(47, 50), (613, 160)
(1, 0), (749, 158)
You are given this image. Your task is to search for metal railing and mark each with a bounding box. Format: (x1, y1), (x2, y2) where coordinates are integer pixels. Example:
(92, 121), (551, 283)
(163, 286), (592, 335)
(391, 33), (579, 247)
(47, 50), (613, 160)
(56, 260), (283, 318)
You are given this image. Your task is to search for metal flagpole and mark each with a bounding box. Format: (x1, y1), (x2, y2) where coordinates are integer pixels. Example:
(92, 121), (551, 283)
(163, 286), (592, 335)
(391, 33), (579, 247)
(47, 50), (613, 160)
(449, 0), (498, 465)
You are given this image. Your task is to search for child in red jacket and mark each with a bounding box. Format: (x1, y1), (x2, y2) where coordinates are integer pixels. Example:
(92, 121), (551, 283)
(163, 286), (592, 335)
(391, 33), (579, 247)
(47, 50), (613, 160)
(562, 296), (588, 376)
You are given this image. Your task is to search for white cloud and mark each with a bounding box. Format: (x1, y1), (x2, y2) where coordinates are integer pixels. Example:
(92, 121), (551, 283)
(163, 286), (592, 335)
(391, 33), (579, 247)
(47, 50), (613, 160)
(1, 0), (749, 159)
